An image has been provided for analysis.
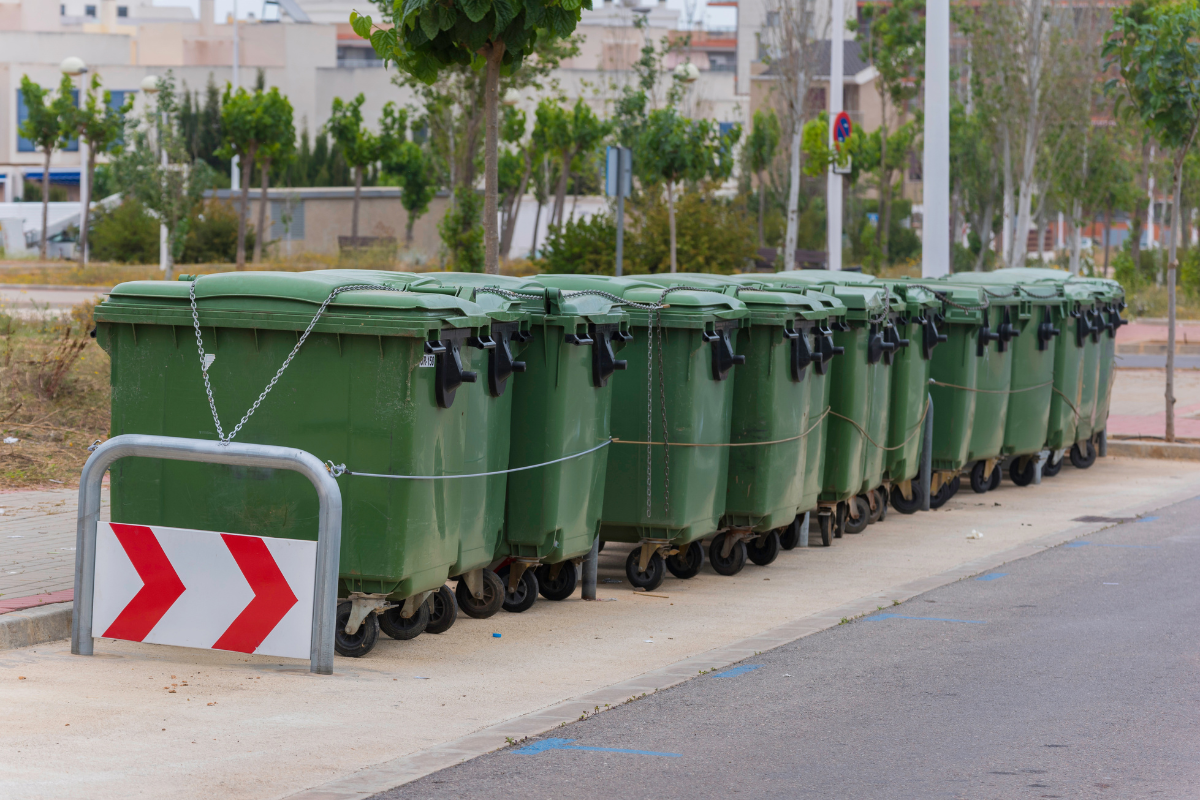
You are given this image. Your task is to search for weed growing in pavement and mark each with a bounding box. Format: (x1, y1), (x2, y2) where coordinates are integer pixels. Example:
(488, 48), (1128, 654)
(893, 599), (901, 606)
(839, 617), (850, 625)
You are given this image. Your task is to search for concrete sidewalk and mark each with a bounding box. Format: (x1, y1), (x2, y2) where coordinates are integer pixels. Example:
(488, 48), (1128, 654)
(0, 488), (108, 605)
(1, 456), (1198, 800)
(1108, 368), (1200, 440)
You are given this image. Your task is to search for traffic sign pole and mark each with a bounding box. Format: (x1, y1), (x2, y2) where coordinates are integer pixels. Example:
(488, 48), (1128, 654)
(828, 3), (846, 272)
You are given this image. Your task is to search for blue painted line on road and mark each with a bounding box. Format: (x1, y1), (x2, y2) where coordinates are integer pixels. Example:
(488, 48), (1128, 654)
(1137, 516), (1159, 523)
(514, 738), (681, 757)
(976, 573), (1008, 581)
(1065, 541), (1158, 549)
(866, 614), (986, 624)
(712, 664), (762, 678)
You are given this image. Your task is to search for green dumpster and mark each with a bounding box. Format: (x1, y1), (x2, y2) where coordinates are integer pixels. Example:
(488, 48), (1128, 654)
(410, 272), (630, 611)
(95, 270), (502, 658)
(533, 275), (750, 590)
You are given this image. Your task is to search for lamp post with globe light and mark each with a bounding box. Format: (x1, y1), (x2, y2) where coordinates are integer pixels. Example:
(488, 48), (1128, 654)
(139, 74), (169, 273)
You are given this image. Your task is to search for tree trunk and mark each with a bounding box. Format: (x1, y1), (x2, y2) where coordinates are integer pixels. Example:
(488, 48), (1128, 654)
(757, 170), (766, 246)
(482, 41), (505, 275)
(1131, 140), (1150, 275)
(40, 149), (51, 260)
(1036, 209), (1046, 265)
(877, 118), (888, 251)
(973, 199), (993, 272)
(500, 150), (531, 257)
(667, 181), (678, 273)
(1001, 126), (1013, 265)
(352, 164), (362, 243)
(236, 146), (255, 269)
(1168, 153), (1184, 443)
(530, 199), (543, 259)
(81, 145), (96, 266)
(1103, 204), (1112, 277)
(1069, 199), (1082, 275)
(254, 157), (270, 263)
(553, 147), (571, 227)
(404, 214), (415, 249)
(783, 129), (802, 271)
(1010, 0), (1045, 270)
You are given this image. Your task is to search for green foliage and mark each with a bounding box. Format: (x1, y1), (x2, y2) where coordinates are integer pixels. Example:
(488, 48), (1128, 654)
(637, 108), (741, 187)
(383, 140), (438, 243)
(181, 199), (254, 263)
(626, 190), (756, 274)
(18, 74), (73, 155)
(746, 109), (781, 175)
(539, 215), (616, 274)
(255, 88), (296, 171)
(89, 200), (159, 264)
(801, 112), (860, 178)
(178, 75), (229, 179)
(439, 187), (484, 271)
(63, 75), (130, 159)
(325, 94), (380, 169)
(851, 0), (925, 111)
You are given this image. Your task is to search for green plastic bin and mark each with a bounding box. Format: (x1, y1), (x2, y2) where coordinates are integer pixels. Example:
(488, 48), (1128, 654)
(533, 274), (750, 588)
(95, 270), (502, 656)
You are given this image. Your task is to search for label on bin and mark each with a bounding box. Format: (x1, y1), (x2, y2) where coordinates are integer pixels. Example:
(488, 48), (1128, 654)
(419, 354), (436, 367)
(91, 522), (316, 660)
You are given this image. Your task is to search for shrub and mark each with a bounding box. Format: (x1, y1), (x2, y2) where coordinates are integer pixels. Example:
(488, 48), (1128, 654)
(89, 199), (159, 264)
(626, 188), (757, 274)
(180, 199), (252, 264)
(439, 186), (484, 272)
(539, 214), (617, 274)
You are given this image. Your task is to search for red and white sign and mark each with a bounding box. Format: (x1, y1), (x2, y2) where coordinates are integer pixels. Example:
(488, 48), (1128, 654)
(92, 522), (317, 660)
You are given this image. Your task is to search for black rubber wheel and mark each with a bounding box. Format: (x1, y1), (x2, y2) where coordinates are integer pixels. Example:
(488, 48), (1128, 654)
(970, 461), (991, 494)
(425, 585), (458, 634)
(989, 465), (1001, 490)
(834, 502), (847, 538)
(1070, 439), (1097, 469)
(455, 569), (505, 620)
(866, 490), (884, 523)
(625, 548), (666, 591)
(665, 541), (704, 579)
(536, 562), (578, 601)
(496, 565), (539, 613)
(1009, 457), (1036, 487)
(379, 598), (430, 640)
(929, 478), (955, 509)
(778, 516), (802, 550)
(818, 513), (833, 546)
(890, 483), (924, 514)
(1042, 454), (1063, 478)
(334, 600), (379, 658)
(747, 529), (781, 566)
(709, 533), (747, 575)
(948, 475), (962, 499)
(878, 488), (889, 522)
(844, 496), (871, 534)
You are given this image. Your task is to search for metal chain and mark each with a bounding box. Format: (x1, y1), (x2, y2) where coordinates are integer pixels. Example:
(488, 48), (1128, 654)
(902, 283), (991, 312)
(190, 279), (407, 444)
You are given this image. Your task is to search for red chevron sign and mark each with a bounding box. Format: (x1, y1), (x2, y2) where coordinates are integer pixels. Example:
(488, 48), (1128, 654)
(92, 522), (316, 660)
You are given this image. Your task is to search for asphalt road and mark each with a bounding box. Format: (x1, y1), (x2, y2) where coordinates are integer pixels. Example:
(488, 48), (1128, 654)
(373, 495), (1200, 800)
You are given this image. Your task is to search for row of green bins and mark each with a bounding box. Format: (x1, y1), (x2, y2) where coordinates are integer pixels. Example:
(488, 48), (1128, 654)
(95, 270), (515, 658)
(413, 273), (631, 614)
(533, 274), (751, 592)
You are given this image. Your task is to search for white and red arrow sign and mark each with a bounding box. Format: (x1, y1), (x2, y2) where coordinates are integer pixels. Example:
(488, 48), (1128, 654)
(92, 522), (317, 660)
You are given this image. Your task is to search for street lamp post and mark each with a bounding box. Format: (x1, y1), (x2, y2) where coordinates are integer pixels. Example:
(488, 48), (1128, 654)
(231, 0), (241, 192)
(827, 0), (844, 272)
(61, 57), (88, 264)
(140, 75), (169, 275)
(922, 0), (950, 277)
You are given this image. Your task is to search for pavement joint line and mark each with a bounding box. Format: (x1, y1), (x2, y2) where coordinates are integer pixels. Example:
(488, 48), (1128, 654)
(285, 484), (1189, 800)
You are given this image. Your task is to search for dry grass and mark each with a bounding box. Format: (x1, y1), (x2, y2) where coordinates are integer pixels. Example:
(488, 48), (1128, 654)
(0, 300), (110, 489)
(1124, 285), (1200, 320)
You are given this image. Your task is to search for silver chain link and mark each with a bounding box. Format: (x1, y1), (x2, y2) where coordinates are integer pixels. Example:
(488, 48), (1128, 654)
(190, 279), (408, 444)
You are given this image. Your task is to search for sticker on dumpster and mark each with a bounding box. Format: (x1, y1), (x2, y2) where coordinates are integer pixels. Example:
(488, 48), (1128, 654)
(419, 354), (436, 367)
(92, 522), (316, 659)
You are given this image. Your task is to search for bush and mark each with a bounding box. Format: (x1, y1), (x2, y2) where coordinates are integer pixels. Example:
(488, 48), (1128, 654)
(89, 200), (159, 264)
(180, 200), (253, 264)
(626, 188), (757, 274)
(539, 214), (617, 274)
(439, 186), (484, 272)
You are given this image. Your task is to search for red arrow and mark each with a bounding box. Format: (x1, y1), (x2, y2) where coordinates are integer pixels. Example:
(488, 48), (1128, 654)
(212, 534), (299, 654)
(102, 524), (186, 641)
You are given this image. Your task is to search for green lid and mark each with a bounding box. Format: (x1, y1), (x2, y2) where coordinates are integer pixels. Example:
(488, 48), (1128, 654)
(98, 270), (492, 337)
(405, 271), (629, 328)
(532, 275), (750, 328)
(875, 280), (940, 315)
(636, 273), (823, 326)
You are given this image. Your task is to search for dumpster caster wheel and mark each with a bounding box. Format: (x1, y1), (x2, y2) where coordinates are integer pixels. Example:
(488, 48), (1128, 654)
(817, 513), (833, 547)
(455, 569), (505, 620)
(665, 541), (704, 579)
(930, 476), (960, 509)
(1042, 455), (1063, 478)
(379, 599), (429, 641)
(1070, 440), (1097, 469)
(834, 503), (847, 538)
(747, 530), (781, 566)
(989, 465), (1001, 490)
(947, 475), (962, 500)
(597, 540), (605, 553)
(425, 585), (458, 634)
(970, 461), (991, 494)
(626, 548), (666, 590)
(779, 516), (802, 550)
(709, 533), (747, 576)
(878, 489), (888, 522)
(536, 562), (578, 601)
(866, 490), (884, 524)
(334, 601), (379, 658)
(497, 565), (539, 613)
(1009, 457), (1036, 487)
(844, 497), (871, 534)
(890, 483), (923, 515)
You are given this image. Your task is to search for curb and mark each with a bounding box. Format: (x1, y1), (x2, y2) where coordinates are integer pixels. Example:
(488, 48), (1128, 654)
(0, 603), (73, 652)
(1108, 441), (1200, 460)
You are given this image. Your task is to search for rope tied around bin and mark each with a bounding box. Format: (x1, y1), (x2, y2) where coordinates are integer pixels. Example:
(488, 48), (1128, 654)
(928, 378), (1054, 394)
(189, 279), (410, 445)
(1051, 385), (1084, 422)
(323, 438), (613, 480)
(612, 406), (832, 448)
(900, 284), (991, 313)
(826, 397), (931, 452)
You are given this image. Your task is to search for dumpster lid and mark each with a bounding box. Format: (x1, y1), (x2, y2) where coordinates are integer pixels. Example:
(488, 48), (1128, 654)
(637, 273), (823, 324)
(532, 275), (750, 325)
(415, 271), (629, 323)
(875, 280), (940, 314)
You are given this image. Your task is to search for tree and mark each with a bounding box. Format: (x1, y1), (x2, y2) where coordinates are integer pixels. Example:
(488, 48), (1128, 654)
(637, 108), (741, 272)
(1105, 0), (1200, 442)
(498, 106), (534, 256)
(111, 74), (214, 279)
(383, 114), (438, 249)
(746, 109), (781, 247)
(18, 75), (75, 260)
(251, 88), (296, 262)
(353, 0), (591, 275)
(325, 94), (380, 246)
(62, 74), (130, 265)
(218, 85), (268, 268)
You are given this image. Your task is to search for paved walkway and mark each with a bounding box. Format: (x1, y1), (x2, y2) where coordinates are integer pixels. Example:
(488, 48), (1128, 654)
(1108, 368), (1200, 440)
(0, 284), (109, 318)
(0, 488), (108, 610)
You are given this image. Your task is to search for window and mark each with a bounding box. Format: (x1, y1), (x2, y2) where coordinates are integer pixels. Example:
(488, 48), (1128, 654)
(271, 199), (306, 240)
(117, 5), (128, 17)
(60, 4), (66, 14)
(85, 5), (97, 16)
(765, 11), (779, 26)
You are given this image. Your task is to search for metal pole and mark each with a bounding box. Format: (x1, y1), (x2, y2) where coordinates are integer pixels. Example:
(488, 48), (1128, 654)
(615, 194), (624, 277)
(72, 434), (342, 675)
(231, 0), (241, 192)
(798, 511), (810, 548)
(827, 0), (844, 271)
(920, 393), (933, 511)
(921, 0), (950, 277)
(581, 538), (599, 600)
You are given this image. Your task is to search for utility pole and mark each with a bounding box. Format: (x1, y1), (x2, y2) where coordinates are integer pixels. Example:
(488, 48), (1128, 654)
(231, 0), (240, 192)
(827, 0), (844, 271)
(922, 0), (950, 277)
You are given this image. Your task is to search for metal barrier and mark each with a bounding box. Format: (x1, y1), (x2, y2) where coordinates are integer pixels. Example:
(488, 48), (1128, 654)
(71, 435), (342, 675)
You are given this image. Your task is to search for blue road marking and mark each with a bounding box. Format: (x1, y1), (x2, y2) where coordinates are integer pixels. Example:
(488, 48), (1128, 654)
(866, 614), (986, 624)
(1137, 516), (1159, 523)
(513, 738), (681, 757)
(712, 664), (762, 678)
(976, 573), (1008, 581)
(1065, 542), (1158, 549)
